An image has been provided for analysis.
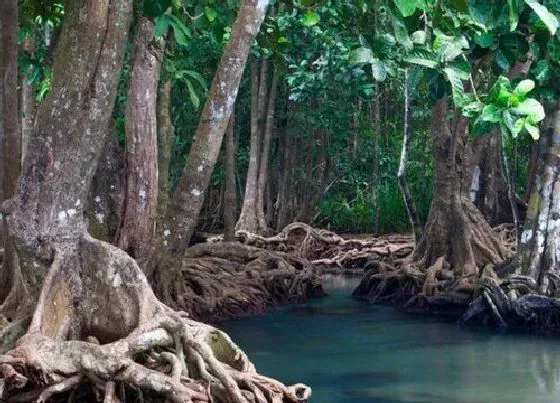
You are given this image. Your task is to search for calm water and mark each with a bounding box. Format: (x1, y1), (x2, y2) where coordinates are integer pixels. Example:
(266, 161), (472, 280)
(222, 275), (560, 403)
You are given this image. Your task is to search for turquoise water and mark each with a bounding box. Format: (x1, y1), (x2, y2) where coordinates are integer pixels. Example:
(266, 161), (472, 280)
(222, 275), (560, 403)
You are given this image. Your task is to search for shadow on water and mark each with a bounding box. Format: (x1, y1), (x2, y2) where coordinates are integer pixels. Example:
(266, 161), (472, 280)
(222, 274), (560, 403)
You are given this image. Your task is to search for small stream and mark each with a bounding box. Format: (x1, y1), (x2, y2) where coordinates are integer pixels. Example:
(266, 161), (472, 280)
(222, 275), (560, 403)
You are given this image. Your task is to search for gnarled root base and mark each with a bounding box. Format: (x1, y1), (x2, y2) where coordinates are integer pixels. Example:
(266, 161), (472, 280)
(210, 223), (414, 272)
(0, 235), (311, 403)
(459, 275), (560, 335)
(156, 242), (324, 322)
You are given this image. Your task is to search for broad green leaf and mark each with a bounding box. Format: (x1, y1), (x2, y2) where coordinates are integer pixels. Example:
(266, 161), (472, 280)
(513, 79), (535, 97)
(524, 0), (558, 35)
(532, 59), (551, 82)
(443, 67), (467, 107)
(525, 122), (540, 139)
(403, 49), (438, 69)
(462, 100), (484, 117)
(349, 47), (374, 64)
(302, 12), (320, 27)
(481, 104), (503, 123)
(370, 59), (388, 81)
(394, 0), (426, 17)
(184, 70), (208, 91)
(411, 30), (427, 44)
(154, 15), (171, 37)
(474, 32), (494, 48)
(387, 3), (413, 51)
(511, 98), (545, 122)
(204, 7), (218, 22)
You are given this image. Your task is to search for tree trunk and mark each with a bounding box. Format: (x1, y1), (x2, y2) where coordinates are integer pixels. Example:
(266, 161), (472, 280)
(116, 17), (163, 260)
(87, 122), (125, 243)
(156, 0), (270, 264)
(372, 92), (381, 235)
(517, 106), (560, 292)
(21, 34), (36, 161)
(0, 0), (21, 307)
(256, 66), (279, 233)
(397, 69), (422, 244)
(237, 60), (264, 233)
(223, 114), (237, 241)
(412, 97), (508, 275)
(156, 74), (174, 226)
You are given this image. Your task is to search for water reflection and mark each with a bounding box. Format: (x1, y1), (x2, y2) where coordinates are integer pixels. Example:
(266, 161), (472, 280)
(223, 275), (560, 403)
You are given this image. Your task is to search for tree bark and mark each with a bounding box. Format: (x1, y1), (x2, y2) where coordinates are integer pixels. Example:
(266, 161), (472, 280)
(21, 34), (36, 161)
(116, 17), (163, 260)
(0, 0), (21, 306)
(256, 66), (279, 233)
(237, 60), (265, 233)
(517, 106), (560, 292)
(156, 0), (270, 264)
(156, 74), (174, 226)
(223, 114), (237, 241)
(397, 69), (422, 244)
(372, 91), (381, 235)
(87, 122), (125, 243)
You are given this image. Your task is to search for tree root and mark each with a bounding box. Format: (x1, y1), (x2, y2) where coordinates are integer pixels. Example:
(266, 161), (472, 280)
(155, 242), (323, 322)
(210, 223), (414, 272)
(0, 235), (311, 402)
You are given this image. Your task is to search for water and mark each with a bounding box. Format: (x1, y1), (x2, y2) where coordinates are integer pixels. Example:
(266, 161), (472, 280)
(221, 275), (560, 403)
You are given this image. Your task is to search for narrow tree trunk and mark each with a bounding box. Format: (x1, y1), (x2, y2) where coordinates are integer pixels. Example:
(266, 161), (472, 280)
(397, 69), (422, 244)
(0, 0), (21, 306)
(517, 106), (560, 292)
(256, 66), (279, 233)
(156, 75), (174, 226)
(223, 114), (237, 241)
(155, 0), (270, 266)
(372, 89), (381, 235)
(21, 34), (35, 161)
(236, 60), (262, 233)
(116, 17), (163, 261)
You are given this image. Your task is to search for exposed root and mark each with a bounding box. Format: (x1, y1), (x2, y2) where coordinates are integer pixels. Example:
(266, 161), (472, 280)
(0, 235), (312, 403)
(209, 223), (414, 272)
(155, 242), (323, 322)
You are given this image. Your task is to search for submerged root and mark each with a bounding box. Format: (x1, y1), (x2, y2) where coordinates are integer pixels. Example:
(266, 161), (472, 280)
(0, 235), (311, 402)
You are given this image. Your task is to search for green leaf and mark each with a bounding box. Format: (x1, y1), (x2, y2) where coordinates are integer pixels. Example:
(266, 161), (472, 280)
(512, 117), (526, 138)
(532, 60), (551, 82)
(185, 79), (200, 109)
(525, 121), (540, 139)
(513, 79), (535, 97)
(524, 0), (558, 35)
(154, 15), (171, 37)
(403, 49), (438, 69)
(503, 110), (516, 134)
(349, 47), (374, 64)
(184, 70), (208, 91)
(143, 0), (171, 17)
(507, 0), (520, 31)
(481, 104), (503, 123)
(411, 30), (427, 44)
(474, 32), (494, 48)
(443, 67), (467, 107)
(462, 100), (484, 117)
(511, 98), (545, 122)
(394, 0), (426, 17)
(204, 7), (218, 22)
(387, 3), (413, 51)
(370, 59), (388, 81)
(302, 12), (320, 27)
